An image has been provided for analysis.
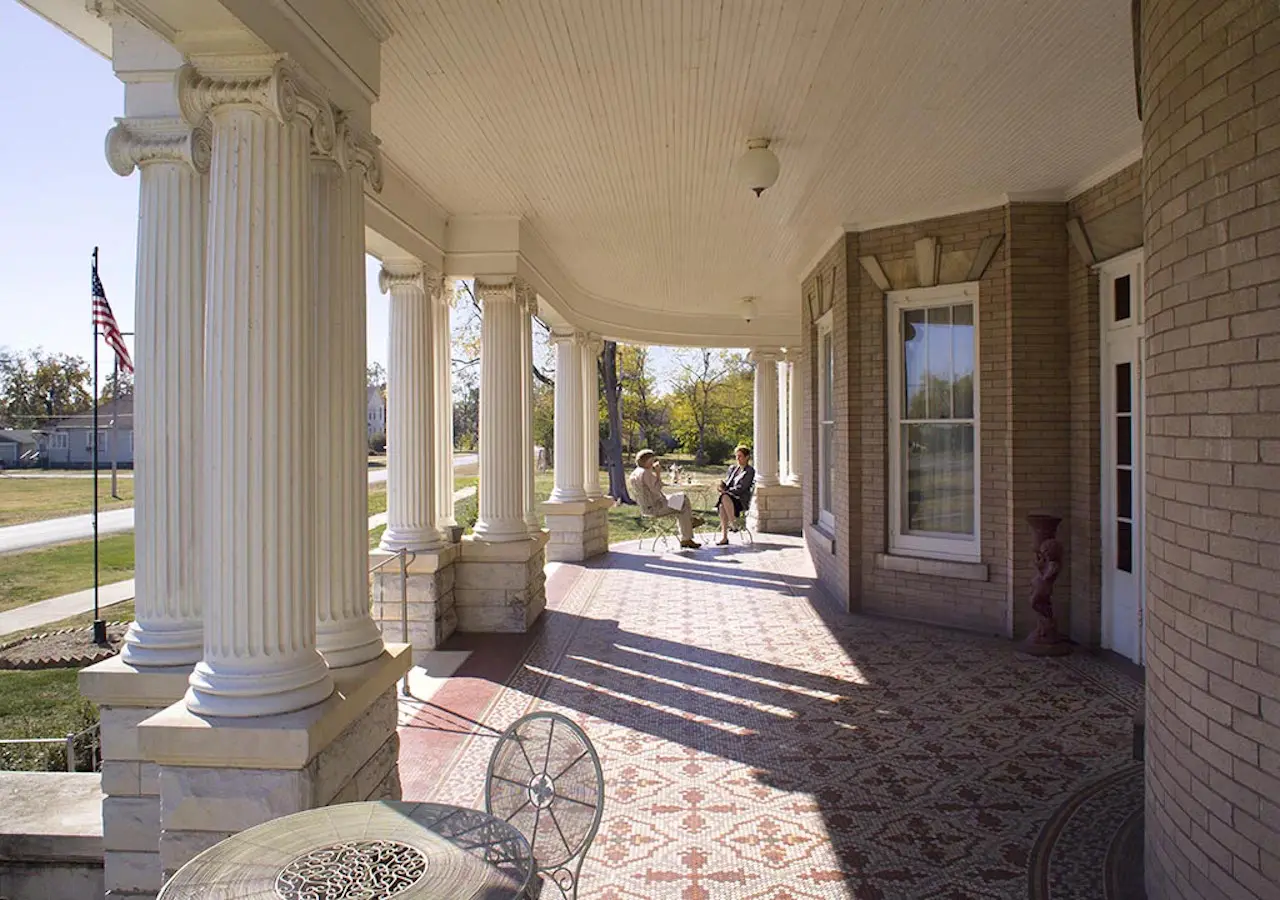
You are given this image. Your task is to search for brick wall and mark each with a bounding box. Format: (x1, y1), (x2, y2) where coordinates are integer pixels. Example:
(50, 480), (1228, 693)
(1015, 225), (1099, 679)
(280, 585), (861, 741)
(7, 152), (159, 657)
(855, 207), (1012, 634)
(1066, 163), (1143, 647)
(1007, 203), (1072, 640)
(1142, 1), (1280, 898)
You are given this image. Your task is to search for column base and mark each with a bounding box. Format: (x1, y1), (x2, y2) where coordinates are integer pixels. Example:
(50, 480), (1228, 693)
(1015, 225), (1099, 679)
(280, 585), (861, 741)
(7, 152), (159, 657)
(748, 484), (804, 535)
(379, 525), (447, 553)
(184, 652), (334, 719)
(138, 645), (411, 880)
(119, 621), (203, 669)
(316, 614), (386, 670)
(369, 545), (459, 659)
(542, 497), (612, 562)
(454, 532), (549, 632)
(79, 656), (193, 900)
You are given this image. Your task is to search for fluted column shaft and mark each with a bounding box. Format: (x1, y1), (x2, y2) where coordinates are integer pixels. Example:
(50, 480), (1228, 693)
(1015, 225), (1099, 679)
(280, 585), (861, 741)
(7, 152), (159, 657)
(752, 349), (780, 488)
(313, 126), (385, 668)
(473, 279), (528, 540)
(787, 353), (803, 486)
(180, 62), (335, 717)
(380, 263), (443, 551)
(433, 278), (455, 527)
(549, 329), (586, 502)
(581, 335), (603, 498)
(777, 360), (791, 483)
(520, 291), (540, 531)
(107, 118), (208, 668)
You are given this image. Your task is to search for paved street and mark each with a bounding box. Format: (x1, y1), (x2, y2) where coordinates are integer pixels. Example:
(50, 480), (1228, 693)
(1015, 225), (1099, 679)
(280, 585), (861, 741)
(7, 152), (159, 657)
(0, 454), (478, 555)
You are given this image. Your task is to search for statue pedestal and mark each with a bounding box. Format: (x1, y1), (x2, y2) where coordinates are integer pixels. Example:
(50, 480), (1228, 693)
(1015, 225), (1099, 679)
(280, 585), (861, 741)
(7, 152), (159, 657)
(1018, 514), (1072, 657)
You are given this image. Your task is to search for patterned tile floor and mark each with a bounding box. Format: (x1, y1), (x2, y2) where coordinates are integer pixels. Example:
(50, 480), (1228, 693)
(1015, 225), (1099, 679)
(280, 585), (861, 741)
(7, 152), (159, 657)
(398, 536), (1142, 899)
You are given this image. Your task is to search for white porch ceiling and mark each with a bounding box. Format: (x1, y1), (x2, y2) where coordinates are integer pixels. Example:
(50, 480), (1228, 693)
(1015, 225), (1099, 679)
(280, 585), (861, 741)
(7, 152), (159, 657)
(370, 0), (1141, 336)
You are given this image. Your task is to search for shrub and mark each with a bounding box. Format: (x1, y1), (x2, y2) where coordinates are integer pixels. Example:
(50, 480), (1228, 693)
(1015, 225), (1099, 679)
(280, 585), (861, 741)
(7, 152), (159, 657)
(368, 431), (386, 454)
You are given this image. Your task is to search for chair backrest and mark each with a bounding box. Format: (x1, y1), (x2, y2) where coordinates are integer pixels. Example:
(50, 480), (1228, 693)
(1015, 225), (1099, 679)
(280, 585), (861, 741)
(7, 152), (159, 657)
(485, 712), (605, 899)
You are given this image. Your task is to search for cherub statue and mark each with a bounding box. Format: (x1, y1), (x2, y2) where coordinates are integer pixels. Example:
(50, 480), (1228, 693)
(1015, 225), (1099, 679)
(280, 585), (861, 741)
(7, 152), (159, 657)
(1029, 538), (1064, 644)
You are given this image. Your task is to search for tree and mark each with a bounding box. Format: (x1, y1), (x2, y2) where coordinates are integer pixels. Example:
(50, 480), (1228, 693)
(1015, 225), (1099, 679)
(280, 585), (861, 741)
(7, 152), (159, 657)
(669, 350), (753, 464)
(600, 341), (633, 503)
(101, 367), (134, 401)
(617, 345), (663, 452)
(0, 349), (92, 428)
(366, 361), (386, 389)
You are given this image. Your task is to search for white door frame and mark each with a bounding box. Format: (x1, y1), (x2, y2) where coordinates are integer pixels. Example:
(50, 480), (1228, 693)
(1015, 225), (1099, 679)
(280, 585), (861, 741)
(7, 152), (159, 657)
(1098, 248), (1146, 665)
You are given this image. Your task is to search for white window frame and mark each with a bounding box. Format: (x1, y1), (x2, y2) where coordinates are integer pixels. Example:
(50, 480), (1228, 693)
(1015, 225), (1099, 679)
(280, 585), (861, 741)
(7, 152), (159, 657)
(51, 432), (68, 451)
(816, 310), (835, 530)
(887, 282), (982, 562)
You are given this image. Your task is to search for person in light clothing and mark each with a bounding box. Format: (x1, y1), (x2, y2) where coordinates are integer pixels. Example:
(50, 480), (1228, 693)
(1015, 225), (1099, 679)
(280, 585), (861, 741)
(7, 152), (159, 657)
(630, 449), (703, 548)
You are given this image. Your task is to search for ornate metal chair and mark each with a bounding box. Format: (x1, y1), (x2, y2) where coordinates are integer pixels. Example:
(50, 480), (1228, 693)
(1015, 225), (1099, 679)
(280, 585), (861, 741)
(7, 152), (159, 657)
(485, 712), (605, 899)
(627, 470), (677, 551)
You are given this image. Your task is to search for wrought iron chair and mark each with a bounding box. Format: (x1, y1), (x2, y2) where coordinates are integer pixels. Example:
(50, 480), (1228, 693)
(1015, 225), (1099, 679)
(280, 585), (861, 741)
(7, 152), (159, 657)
(485, 712), (605, 899)
(708, 482), (754, 545)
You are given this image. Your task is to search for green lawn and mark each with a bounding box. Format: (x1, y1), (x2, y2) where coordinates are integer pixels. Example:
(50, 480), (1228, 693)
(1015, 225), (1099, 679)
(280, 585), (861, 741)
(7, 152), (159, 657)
(0, 476), (134, 527)
(368, 484), (387, 516)
(0, 668), (98, 771)
(0, 534), (135, 614)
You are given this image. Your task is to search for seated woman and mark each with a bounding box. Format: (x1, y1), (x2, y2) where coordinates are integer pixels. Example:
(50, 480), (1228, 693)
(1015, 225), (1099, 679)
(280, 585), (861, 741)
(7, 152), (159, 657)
(629, 449), (703, 549)
(715, 445), (755, 545)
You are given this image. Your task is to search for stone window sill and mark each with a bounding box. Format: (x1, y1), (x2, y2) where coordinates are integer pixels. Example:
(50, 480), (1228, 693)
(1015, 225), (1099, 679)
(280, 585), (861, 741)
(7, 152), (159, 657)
(875, 553), (988, 582)
(806, 524), (836, 555)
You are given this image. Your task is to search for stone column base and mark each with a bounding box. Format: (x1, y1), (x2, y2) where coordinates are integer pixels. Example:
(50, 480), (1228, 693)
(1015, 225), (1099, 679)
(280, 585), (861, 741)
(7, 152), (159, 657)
(749, 484), (804, 535)
(137, 645), (412, 880)
(369, 545), (458, 658)
(542, 496), (612, 562)
(79, 657), (192, 900)
(454, 532), (549, 632)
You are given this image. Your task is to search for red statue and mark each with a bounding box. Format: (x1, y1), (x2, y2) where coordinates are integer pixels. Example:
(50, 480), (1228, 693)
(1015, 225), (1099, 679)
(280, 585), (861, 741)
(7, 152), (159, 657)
(1020, 515), (1071, 656)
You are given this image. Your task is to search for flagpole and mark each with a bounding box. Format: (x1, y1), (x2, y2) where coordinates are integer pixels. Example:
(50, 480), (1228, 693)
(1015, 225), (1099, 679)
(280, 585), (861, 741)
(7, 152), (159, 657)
(91, 248), (105, 646)
(110, 353), (119, 499)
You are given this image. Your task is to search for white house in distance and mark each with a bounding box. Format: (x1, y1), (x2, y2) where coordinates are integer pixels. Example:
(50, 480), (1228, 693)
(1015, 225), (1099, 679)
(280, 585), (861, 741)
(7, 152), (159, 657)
(12, 2), (1276, 899)
(366, 383), (385, 438)
(40, 395), (134, 469)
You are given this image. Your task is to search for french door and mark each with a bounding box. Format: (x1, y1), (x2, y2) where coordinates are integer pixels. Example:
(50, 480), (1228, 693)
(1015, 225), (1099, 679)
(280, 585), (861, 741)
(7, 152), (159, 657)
(1100, 251), (1145, 665)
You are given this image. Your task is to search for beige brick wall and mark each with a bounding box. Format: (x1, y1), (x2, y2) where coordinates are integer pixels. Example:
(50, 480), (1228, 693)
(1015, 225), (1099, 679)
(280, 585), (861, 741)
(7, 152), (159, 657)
(1007, 203), (1073, 639)
(1142, 1), (1280, 898)
(1066, 163), (1142, 647)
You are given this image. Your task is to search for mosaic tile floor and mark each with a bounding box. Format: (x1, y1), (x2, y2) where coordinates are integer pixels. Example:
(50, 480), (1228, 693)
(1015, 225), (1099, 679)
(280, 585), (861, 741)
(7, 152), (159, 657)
(398, 536), (1142, 899)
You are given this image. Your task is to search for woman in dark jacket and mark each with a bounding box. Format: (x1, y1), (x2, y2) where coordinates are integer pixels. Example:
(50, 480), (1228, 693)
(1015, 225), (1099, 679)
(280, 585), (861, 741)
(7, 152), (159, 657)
(715, 445), (755, 545)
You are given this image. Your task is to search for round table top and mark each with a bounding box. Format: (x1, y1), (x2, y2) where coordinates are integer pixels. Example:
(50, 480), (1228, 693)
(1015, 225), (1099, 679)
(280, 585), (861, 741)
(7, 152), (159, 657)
(157, 801), (534, 900)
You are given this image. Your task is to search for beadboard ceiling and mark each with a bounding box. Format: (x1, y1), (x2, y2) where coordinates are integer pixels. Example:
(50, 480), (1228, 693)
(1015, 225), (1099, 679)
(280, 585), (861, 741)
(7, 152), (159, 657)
(365, 0), (1140, 329)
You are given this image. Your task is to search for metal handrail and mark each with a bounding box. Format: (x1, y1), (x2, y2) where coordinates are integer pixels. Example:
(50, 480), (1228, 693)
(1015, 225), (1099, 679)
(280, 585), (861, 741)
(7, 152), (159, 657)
(0, 721), (100, 772)
(369, 547), (416, 697)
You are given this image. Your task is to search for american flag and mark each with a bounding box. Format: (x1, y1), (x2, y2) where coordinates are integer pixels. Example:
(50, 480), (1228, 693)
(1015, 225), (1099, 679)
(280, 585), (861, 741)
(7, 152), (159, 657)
(91, 254), (133, 374)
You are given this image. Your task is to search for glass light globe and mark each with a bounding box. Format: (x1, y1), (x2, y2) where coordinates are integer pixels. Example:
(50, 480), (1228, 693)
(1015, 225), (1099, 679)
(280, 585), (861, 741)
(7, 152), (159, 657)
(735, 139), (780, 197)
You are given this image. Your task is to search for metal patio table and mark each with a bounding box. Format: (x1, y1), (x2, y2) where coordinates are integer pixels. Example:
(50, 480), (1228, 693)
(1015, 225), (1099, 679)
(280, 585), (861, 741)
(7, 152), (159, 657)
(157, 800), (536, 900)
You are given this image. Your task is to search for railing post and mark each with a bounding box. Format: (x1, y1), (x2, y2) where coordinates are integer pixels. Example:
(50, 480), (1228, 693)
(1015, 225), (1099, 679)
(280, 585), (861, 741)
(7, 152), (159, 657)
(400, 549), (410, 697)
(65, 733), (76, 772)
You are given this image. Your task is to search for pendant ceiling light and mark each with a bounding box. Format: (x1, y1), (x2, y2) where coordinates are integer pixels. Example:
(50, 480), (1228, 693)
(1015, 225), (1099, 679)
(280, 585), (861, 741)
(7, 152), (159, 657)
(740, 296), (758, 323)
(734, 138), (780, 197)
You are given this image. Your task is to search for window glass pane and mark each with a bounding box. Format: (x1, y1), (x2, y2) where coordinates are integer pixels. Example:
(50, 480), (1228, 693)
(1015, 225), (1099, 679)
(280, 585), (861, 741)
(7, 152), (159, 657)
(1116, 363), (1132, 414)
(953, 303), (975, 418)
(1117, 521), (1133, 572)
(1114, 274), (1131, 322)
(903, 423), (974, 535)
(820, 423), (833, 514)
(821, 333), (834, 419)
(902, 309), (927, 417)
(1117, 468), (1133, 519)
(926, 305), (953, 418)
(1117, 414), (1132, 467)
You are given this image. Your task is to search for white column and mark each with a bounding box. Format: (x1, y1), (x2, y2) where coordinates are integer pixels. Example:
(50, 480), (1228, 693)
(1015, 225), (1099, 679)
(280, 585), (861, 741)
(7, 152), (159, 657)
(106, 118), (209, 668)
(548, 329), (586, 502)
(379, 261), (443, 552)
(472, 279), (528, 541)
(313, 122), (385, 668)
(777, 359), (791, 483)
(581, 334), (603, 499)
(433, 276), (455, 528)
(519, 286), (540, 532)
(787, 352), (803, 486)
(751, 348), (780, 488)
(178, 60), (334, 717)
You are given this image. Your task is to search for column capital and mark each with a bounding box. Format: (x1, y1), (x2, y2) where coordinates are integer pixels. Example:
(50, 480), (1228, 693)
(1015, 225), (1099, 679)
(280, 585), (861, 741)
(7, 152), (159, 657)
(105, 117), (212, 177)
(176, 58), (335, 156)
(515, 280), (537, 315)
(748, 347), (782, 365)
(575, 331), (604, 355)
(340, 117), (383, 191)
(378, 261), (434, 296)
(474, 277), (522, 304)
(548, 326), (578, 346)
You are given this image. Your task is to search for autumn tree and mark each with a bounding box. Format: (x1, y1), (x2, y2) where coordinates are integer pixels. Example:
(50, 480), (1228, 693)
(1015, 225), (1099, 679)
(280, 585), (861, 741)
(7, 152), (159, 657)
(0, 348), (93, 428)
(668, 349), (753, 464)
